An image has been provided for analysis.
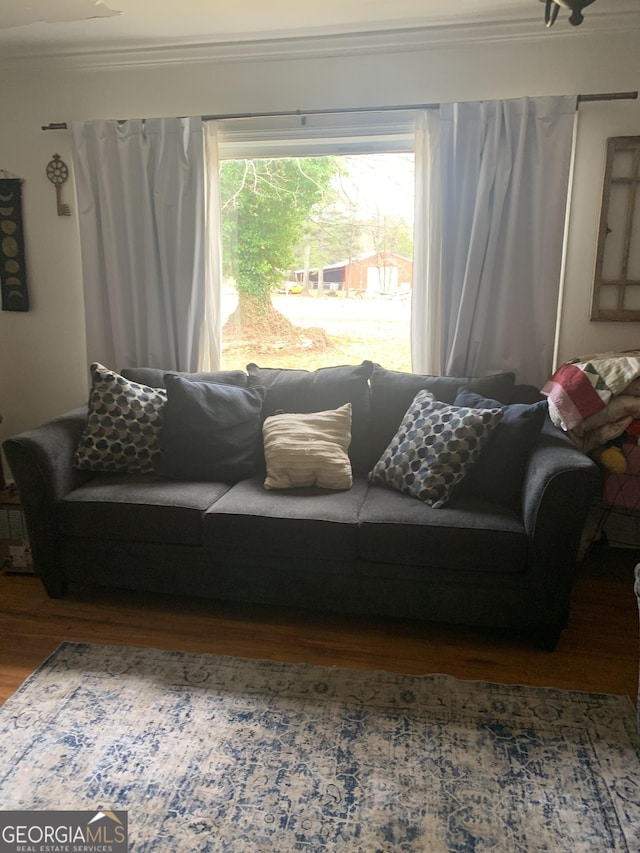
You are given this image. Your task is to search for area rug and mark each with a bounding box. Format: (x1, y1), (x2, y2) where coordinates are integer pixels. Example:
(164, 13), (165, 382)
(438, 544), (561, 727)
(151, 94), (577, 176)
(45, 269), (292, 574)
(0, 643), (638, 852)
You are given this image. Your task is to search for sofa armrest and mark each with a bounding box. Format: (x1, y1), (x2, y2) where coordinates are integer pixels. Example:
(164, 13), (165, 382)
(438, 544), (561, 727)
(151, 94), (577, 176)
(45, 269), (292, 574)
(2, 407), (90, 596)
(521, 419), (601, 646)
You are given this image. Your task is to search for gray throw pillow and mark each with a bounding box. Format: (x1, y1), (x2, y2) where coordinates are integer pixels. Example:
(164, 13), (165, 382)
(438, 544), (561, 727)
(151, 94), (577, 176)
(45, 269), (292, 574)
(121, 366), (247, 389)
(453, 388), (548, 507)
(158, 374), (266, 483)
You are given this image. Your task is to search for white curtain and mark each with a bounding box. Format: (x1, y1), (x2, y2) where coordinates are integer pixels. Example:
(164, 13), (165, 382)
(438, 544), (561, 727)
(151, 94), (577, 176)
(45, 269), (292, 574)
(412, 96), (576, 388)
(200, 122), (223, 371)
(70, 116), (210, 372)
(412, 109), (442, 375)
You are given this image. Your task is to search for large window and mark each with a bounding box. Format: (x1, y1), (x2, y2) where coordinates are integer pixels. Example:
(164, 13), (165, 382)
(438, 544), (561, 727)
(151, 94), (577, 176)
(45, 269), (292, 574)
(216, 114), (415, 372)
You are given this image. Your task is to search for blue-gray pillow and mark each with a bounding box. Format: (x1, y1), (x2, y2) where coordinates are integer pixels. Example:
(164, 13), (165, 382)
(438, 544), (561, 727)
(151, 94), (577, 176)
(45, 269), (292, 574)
(453, 388), (548, 507)
(369, 390), (503, 509)
(159, 375), (266, 483)
(121, 366), (247, 389)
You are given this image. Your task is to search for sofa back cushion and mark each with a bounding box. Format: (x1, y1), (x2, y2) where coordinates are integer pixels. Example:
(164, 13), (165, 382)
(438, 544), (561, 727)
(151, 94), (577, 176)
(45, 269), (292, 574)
(368, 365), (516, 471)
(246, 361), (373, 474)
(121, 366), (247, 389)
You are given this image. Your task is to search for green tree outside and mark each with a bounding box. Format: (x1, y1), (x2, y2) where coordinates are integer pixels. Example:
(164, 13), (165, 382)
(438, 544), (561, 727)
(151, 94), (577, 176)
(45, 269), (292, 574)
(220, 157), (339, 326)
(219, 153), (414, 362)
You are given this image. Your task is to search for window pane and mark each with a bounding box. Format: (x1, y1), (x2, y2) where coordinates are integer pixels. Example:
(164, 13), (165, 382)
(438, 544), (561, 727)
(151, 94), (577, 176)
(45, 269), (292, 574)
(612, 150), (635, 180)
(597, 283), (619, 312)
(602, 183), (629, 281)
(628, 196), (640, 280)
(220, 153), (414, 372)
(623, 285), (640, 311)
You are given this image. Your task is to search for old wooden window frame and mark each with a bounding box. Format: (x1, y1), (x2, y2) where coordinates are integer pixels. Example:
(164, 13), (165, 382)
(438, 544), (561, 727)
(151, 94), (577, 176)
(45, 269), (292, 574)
(591, 135), (640, 321)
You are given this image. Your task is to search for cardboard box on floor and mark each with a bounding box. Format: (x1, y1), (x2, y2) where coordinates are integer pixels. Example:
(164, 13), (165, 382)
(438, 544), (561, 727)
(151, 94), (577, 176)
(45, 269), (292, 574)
(0, 485), (33, 574)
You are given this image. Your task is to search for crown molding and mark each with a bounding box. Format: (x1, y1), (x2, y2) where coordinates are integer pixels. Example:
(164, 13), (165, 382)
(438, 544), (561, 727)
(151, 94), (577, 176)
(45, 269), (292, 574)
(2, 8), (640, 74)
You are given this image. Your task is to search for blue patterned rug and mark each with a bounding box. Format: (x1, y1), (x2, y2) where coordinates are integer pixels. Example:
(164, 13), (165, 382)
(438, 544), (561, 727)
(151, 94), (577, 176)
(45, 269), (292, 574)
(0, 642), (638, 851)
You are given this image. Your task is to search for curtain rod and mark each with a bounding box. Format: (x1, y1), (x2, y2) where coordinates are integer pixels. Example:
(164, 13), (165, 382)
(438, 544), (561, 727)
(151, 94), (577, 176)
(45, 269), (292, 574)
(40, 91), (638, 130)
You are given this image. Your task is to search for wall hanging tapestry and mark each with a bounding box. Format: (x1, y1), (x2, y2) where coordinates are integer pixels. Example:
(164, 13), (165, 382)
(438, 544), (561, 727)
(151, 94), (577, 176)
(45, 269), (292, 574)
(0, 177), (29, 312)
(0, 642), (638, 851)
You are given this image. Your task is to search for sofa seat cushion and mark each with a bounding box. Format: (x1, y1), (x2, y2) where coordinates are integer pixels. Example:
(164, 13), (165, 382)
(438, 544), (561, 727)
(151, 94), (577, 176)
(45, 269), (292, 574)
(358, 484), (527, 572)
(59, 475), (230, 545)
(203, 477), (368, 561)
(368, 365), (516, 470)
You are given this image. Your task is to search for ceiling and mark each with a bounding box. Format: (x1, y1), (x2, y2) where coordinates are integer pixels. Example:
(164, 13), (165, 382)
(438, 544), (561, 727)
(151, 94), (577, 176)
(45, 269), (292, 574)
(1, 0), (638, 61)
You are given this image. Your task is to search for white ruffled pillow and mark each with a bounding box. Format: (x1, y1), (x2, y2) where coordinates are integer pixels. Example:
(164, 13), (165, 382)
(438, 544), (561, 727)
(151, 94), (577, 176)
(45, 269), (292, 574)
(262, 404), (352, 490)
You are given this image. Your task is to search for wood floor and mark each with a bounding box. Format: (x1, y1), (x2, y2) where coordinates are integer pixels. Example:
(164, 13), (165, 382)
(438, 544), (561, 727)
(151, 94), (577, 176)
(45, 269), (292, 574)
(0, 546), (638, 708)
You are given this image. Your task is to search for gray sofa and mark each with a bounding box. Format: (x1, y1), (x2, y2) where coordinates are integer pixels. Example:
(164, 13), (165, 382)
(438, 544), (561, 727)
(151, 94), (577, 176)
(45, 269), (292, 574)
(3, 361), (600, 649)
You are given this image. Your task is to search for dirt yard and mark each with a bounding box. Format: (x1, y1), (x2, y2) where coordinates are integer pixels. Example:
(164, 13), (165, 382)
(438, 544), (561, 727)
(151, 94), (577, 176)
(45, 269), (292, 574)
(220, 290), (412, 372)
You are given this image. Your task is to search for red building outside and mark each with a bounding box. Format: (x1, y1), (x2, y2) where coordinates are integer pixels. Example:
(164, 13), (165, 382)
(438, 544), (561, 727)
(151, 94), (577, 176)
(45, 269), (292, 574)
(294, 250), (413, 297)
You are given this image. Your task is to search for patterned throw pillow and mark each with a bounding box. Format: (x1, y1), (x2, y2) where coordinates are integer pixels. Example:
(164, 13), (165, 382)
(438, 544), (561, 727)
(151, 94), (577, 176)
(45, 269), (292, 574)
(262, 404), (353, 490)
(73, 363), (167, 473)
(369, 390), (503, 508)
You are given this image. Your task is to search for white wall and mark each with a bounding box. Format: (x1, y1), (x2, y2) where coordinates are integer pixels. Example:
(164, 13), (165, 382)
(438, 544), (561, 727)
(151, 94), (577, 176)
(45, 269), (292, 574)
(1, 26), (639, 464)
(558, 97), (640, 362)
